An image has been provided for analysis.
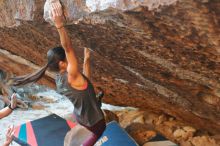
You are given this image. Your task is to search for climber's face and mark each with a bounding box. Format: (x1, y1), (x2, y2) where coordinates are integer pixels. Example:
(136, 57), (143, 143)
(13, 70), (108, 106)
(58, 60), (68, 73)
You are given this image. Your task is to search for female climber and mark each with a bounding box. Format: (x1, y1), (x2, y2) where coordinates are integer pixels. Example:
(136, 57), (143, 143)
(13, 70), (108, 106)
(11, 2), (106, 146)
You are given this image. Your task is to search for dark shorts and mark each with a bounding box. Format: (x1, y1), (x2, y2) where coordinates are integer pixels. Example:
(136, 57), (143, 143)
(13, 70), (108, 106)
(79, 119), (106, 146)
(82, 119), (106, 137)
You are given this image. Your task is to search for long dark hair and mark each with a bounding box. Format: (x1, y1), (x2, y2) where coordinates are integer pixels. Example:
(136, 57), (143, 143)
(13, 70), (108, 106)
(11, 47), (66, 86)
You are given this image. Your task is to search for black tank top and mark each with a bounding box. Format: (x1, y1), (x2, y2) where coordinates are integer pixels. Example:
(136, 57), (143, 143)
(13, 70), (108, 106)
(55, 72), (104, 127)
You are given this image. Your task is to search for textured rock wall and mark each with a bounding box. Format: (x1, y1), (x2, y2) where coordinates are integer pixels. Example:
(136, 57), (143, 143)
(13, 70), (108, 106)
(0, 0), (36, 27)
(0, 0), (219, 134)
(0, 0), (179, 27)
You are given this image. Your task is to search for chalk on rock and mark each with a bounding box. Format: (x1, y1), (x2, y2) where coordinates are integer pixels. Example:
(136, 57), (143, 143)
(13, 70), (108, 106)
(43, 0), (179, 26)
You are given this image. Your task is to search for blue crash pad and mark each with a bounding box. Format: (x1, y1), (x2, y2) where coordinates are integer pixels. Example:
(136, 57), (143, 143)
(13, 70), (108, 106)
(95, 121), (138, 146)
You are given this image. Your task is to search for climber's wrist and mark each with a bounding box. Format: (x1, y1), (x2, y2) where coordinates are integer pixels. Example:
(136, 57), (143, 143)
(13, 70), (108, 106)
(56, 24), (64, 29)
(55, 23), (65, 29)
(7, 103), (14, 111)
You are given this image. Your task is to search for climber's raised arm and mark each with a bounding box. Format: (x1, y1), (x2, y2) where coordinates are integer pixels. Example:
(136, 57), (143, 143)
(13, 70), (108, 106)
(51, 2), (81, 80)
(83, 47), (91, 79)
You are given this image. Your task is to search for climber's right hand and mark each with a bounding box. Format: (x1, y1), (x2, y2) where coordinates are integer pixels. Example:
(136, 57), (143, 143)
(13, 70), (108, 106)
(50, 1), (65, 28)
